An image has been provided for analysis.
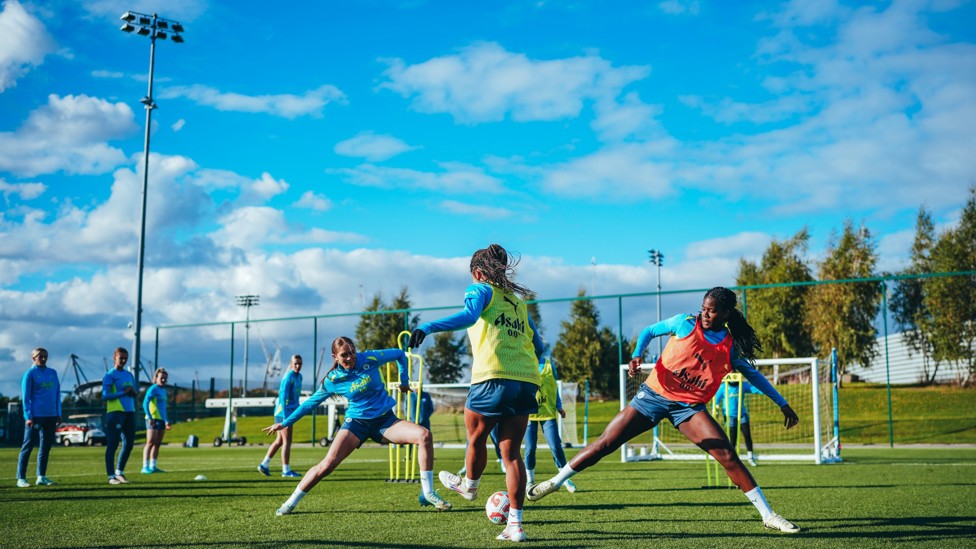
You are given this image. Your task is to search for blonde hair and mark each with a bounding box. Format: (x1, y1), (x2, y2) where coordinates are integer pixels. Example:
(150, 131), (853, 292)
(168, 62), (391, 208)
(154, 367), (168, 382)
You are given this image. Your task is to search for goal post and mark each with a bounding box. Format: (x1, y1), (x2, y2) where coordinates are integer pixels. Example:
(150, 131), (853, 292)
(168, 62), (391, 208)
(619, 357), (841, 464)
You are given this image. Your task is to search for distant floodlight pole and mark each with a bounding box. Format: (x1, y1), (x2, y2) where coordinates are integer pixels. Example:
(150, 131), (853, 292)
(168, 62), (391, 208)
(119, 11), (185, 389)
(237, 295), (260, 398)
(648, 249), (664, 358)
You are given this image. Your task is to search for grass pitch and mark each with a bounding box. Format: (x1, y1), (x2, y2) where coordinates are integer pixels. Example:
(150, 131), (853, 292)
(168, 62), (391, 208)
(2, 445), (974, 548)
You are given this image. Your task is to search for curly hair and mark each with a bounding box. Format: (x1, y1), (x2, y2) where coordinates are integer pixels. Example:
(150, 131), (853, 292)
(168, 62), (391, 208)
(469, 244), (532, 298)
(704, 286), (763, 363)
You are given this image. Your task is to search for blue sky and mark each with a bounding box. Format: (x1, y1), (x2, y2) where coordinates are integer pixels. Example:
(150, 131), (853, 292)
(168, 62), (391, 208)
(1, 0), (974, 397)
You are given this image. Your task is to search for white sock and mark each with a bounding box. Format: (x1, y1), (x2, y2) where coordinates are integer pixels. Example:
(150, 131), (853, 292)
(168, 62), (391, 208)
(551, 464), (578, 487)
(464, 477), (480, 491)
(261, 456), (271, 467)
(149, 459), (156, 469)
(285, 488), (307, 508)
(745, 486), (772, 520)
(526, 468), (535, 484)
(115, 469), (124, 476)
(507, 507), (523, 527)
(143, 459), (149, 468)
(420, 470), (435, 497)
(283, 464), (292, 473)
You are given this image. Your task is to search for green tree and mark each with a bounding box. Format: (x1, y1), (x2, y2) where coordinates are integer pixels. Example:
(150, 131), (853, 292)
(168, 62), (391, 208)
(552, 290), (603, 388)
(354, 287), (419, 351)
(889, 208), (939, 384)
(924, 187), (976, 385)
(424, 331), (467, 383)
(735, 229), (815, 358)
(806, 220), (882, 380)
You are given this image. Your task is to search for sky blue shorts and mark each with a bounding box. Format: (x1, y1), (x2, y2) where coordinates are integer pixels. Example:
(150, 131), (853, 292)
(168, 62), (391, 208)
(629, 386), (705, 428)
(727, 409), (751, 425)
(340, 410), (400, 444)
(466, 378), (539, 417)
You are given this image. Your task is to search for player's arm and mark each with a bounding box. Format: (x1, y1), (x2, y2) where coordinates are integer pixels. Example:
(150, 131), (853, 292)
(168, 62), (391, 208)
(22, 372), (33, 425)
(734, 355), (798, 429)
(102, 373), (123, 401)
(410, 284), (490, 347)
(549, 359), (565, 414)
(629, 314), (688, 375)
(273, 382), (334, 430)
(142, 387), (153, 417)
(528, 315), (545, 360)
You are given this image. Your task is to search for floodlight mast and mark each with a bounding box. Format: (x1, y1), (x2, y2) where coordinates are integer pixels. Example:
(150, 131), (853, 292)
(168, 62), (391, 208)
(119, 10), (185, 389)
(648, 249), (665, 358)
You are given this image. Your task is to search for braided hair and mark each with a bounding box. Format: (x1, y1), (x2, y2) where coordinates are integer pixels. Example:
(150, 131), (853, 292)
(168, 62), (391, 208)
(329, 336), (356, 372)
(704, 287), (763, 364)
(469, 244), (533, 298)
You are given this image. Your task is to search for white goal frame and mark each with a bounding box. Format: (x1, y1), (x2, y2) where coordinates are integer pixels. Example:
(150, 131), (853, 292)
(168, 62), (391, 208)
(619, 357), (841, 464)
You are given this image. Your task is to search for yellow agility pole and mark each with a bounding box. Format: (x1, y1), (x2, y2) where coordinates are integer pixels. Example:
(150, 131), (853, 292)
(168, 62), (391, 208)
(386, 331), (423, 483)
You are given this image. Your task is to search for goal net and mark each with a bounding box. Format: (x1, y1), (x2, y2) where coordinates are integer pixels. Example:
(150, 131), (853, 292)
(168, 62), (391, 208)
(618, 357), (840, 464)
(422, 381), (580, 448)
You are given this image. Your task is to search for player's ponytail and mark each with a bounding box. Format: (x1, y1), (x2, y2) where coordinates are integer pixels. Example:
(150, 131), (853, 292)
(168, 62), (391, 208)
(704, 287), (763, 364)
(469, 243), (533, 298)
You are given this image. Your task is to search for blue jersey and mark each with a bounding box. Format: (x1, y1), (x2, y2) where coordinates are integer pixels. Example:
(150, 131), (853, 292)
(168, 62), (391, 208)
(418, 283), (545, 360)
(143, 384), (168, 423)
(22, 365), (61, 419)
(102, 368), (136, 412)
(274, 369), (303, 418)
(714, 381), (764, 417)
(281, 349), (409, 428)
(632, 313), (788, 408)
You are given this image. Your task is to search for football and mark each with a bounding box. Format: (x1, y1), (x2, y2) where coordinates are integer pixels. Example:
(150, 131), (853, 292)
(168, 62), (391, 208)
(485, 491), (510, 525)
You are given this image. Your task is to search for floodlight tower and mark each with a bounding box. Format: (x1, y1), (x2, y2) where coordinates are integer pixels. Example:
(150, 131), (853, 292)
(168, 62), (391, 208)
(119, 10), (185, 388)
(648, 249), (664, 358)
(236, 295), (260, 397)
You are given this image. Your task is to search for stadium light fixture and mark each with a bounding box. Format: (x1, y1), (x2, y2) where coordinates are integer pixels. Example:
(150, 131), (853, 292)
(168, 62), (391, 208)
(236, 295), (260, 398)
(648, 249), (665, 358)
(119, 10), (185, 390)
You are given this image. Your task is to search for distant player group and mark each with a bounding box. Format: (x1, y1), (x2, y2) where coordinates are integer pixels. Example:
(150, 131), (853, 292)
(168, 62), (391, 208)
(16, 243), (801, 543)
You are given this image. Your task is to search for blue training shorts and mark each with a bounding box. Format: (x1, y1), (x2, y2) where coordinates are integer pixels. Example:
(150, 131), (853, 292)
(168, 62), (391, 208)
(340, 410), (401, 444)
(629, 385), (705, 428)
(466, 378), (539, 417)
(146, 419), (166, 430)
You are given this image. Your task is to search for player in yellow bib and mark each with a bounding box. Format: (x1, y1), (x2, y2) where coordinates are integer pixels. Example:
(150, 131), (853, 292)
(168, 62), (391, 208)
(409, 244), (544, 543)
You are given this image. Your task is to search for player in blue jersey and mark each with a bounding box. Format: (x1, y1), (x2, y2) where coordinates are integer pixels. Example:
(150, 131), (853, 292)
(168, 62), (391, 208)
(142, 368), (171, 474)
(263, 337), (451, 515)
(715, 380), (764, 466)
(408, 244), (544, 543)
(259, 355), (304, 478)
(17, 348), (61, 488)
(103, 347), (137, 485)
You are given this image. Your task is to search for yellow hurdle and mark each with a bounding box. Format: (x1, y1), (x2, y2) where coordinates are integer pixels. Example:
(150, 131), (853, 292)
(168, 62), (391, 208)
(705, 372), (743, 489)
(386, 330), (425, 483)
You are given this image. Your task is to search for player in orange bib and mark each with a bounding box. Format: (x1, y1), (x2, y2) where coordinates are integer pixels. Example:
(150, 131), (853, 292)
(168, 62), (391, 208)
(527, 287), (802, 534)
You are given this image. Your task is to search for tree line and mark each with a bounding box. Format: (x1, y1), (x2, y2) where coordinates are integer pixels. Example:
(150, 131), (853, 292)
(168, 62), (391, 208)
(351, 188), (975, 395)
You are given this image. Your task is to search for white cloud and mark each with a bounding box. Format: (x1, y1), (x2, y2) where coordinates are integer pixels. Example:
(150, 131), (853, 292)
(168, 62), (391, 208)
(211, 206), (367, 250)
(541, 142), (678, 200)
(159, 84), (347, 119)
(248, 172), (289, 201)
(171, 119), (186, 132)
(294, 191), (332, 211)
(80, 0), (208, 22)
(330, 162), (506, 194)
(439, 200), (514, 219)
(0, 94), (137, 176)
(91, 69), (124, 79)
(0, 178), (46, 201)
(685, 232), (773, 261)
(381, 42), (649, 123)
(334, 132), (418, 161)
(658, 0), (700, 16)
(0, 0), (56, 92)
